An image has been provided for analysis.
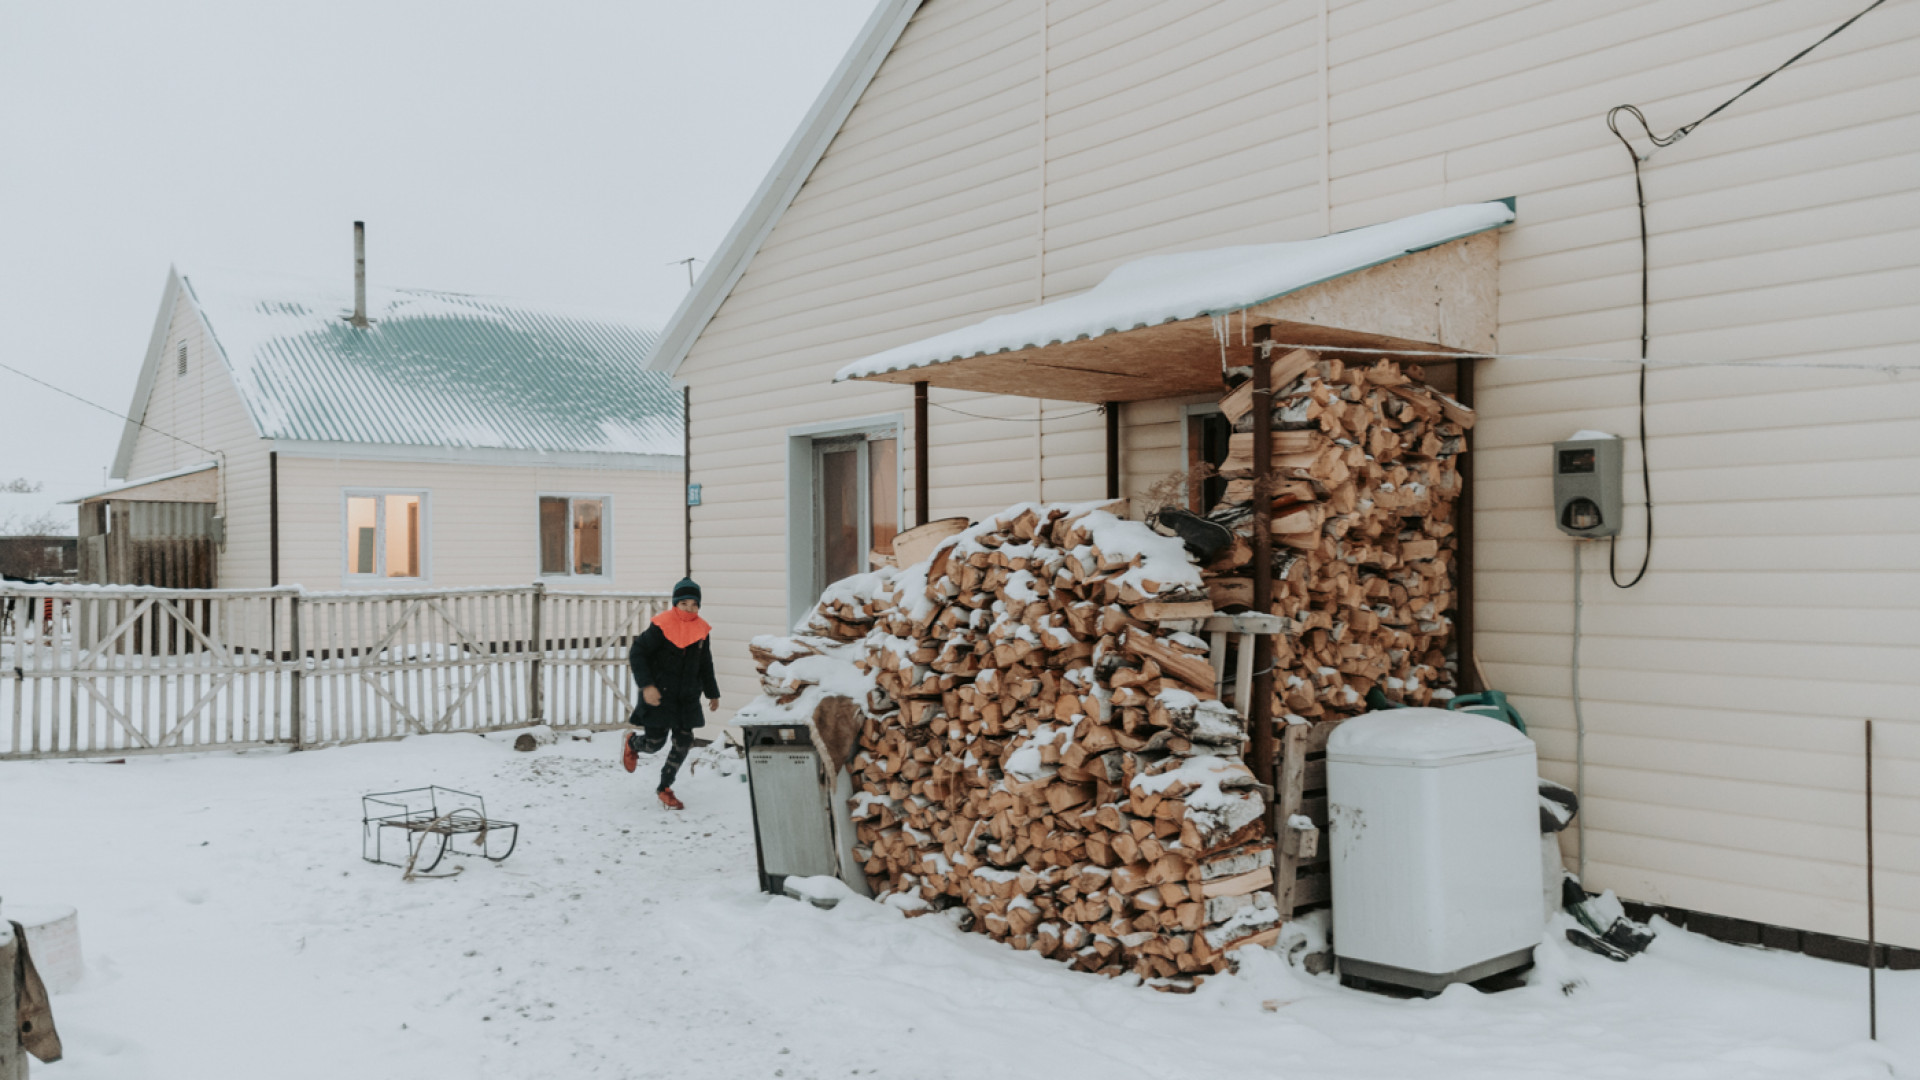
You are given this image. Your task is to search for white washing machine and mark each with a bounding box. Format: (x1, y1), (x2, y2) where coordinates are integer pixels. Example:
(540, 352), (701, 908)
(1328, 708), (1541, 992)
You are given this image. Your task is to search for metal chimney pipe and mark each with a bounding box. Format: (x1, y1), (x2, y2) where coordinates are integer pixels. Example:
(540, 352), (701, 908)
(350, 221), (368, 327)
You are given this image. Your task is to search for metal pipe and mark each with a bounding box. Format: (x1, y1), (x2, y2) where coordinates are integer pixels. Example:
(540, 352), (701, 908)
(268, 451), (280, 587)
(683, 385), (692, 578)
(914, 381), (930, 526)
(1866, 717), (1878, 1040)
(351, 221), (369, 328)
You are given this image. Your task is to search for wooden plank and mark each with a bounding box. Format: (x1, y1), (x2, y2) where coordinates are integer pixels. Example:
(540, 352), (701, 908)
(1302, 716), (1348, 755)
(1290, 869), (1330, 909)
(1274, 722), (1310, 917)
(1208, 630), (1229, 699)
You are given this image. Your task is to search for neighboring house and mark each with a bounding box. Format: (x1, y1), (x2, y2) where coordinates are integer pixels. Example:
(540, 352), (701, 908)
(651, 3), (1918, 952)
(0, 536), (78, 582)
(105, 267), (682, 591)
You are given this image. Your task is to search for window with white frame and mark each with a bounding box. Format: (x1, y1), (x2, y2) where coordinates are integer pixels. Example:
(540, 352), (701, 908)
(344, 491), (427, 580)
(538, 495), (609, 578)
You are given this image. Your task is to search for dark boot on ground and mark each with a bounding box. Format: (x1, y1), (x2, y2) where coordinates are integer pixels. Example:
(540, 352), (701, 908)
(1565, 928), (1629, 962)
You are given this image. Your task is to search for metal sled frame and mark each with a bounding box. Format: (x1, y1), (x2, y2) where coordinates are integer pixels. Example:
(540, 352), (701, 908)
(361, 785), (520, 872)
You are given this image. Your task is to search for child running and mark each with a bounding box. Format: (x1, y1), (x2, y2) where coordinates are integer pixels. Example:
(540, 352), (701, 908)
(622, 577), (720, 809)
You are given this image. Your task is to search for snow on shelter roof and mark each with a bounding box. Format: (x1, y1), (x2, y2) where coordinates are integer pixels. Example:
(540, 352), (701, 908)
(182, 269), (678, 457)
(66, 460), (219, 504)
(833, 201), (1515, 386)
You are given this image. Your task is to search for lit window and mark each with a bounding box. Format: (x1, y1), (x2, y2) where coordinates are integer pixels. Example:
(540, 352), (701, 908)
(345, 492), (426, 580)
(538, 495), (609, 578)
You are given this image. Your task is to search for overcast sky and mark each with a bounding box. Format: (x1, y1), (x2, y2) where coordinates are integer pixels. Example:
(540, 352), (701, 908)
(0, 0), (876, 525)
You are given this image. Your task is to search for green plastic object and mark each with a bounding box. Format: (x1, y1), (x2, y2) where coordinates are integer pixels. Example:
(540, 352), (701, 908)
(1363, 686), (1529, 735)
(1446, 690), (1527, 734)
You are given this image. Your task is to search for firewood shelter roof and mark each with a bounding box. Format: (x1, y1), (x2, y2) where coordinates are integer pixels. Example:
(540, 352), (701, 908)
(833, 201), (1514, 403)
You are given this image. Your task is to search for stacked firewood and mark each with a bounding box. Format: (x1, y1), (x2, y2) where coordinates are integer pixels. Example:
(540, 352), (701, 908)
(743, 350), (1466, 988)
(751, 503), (1279, 987)
(1202, 348), (1470, 718)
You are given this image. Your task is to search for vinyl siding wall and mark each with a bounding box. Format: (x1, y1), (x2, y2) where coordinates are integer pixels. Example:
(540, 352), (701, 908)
(674, 0), (1919, 946)
(272, 456), (683, 593)
(122, 286), (274, 588)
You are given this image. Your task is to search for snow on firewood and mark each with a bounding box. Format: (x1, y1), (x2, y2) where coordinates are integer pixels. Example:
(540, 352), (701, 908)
(741, 500), (1276, 989)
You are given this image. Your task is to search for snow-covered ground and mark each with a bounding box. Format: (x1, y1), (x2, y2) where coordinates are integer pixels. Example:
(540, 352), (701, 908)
(2, 733), (1912, 1080)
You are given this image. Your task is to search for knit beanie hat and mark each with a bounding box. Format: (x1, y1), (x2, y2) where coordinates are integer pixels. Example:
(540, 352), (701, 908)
(671, 577), (702, 605)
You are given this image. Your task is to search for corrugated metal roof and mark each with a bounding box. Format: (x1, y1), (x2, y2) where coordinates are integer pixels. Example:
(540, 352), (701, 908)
(184, 270), (678, 457)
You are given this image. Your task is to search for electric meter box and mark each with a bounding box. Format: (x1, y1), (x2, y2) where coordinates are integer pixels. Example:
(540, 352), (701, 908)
(1552, 435), (1623, 538)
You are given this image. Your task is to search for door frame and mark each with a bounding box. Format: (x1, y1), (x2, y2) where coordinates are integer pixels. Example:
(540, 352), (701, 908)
(784, 413), (903, 628)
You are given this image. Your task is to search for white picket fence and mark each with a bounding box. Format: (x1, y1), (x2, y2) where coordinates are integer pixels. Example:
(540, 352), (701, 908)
(0, 584), (671, 759)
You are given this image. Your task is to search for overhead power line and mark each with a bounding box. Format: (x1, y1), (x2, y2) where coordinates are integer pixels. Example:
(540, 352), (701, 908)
(0, 359), (219, 459)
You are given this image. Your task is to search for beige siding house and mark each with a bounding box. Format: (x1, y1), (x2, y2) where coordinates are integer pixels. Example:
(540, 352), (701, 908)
(651, 0), (1919, 952)
(106, 268), (683, 592)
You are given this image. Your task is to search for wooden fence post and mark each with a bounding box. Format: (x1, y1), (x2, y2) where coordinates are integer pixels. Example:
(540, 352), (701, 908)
(287, 591), (303, 750)
(0, 922), (21, 1080)
(528, 584), (545, 723)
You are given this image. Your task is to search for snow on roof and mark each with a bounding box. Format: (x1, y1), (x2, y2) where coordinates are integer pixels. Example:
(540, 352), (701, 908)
(65, 460), (219, 504)
(183, 269), (679, 457)
(833, 201), (1516, 384)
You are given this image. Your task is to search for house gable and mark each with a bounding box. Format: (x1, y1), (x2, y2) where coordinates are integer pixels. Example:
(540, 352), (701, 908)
(119, 271), (265, 484)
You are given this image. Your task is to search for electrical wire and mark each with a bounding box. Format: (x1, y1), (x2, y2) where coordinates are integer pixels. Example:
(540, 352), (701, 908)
(1606, 0), (1888, 155)
(1252, 341), (1920, 374)
(1602, 0), (1887, 589)
(0, 359), (220, 459)
(1572, 539), (1588, 884)
(929, 401), (1104, 422)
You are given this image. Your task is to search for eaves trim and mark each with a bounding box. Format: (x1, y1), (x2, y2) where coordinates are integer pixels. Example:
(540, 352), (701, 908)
(643, 0), (925, 376)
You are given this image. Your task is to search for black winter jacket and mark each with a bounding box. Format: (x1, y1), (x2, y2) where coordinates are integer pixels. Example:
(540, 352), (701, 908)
(628, 624), (720, 731)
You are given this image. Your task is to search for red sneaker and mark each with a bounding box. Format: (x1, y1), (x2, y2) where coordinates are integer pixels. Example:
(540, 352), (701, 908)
(657, 787), (685, 810)
(621, 733), (640, 774)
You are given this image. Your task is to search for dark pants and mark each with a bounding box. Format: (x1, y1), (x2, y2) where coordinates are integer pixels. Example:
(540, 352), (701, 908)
(630, 697), (701, 792)
(657, 728), (695, 792)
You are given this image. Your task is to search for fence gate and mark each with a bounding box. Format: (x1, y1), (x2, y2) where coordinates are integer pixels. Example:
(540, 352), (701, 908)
(2, 587), (292, 758)
(2, 584), (668, 759)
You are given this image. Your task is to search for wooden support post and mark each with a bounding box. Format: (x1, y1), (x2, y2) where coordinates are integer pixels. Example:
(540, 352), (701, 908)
(1104, 401), (1120, 500)
(1248, 325), (1277, 856)
(0, 923), (20, 1080)
(1273, 721), (1309, 916)
(914, 381), (930, 526)
(1453, 356), (1477, 693)
(287, 591), (303, 749)
(528, 583), (546, 723)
